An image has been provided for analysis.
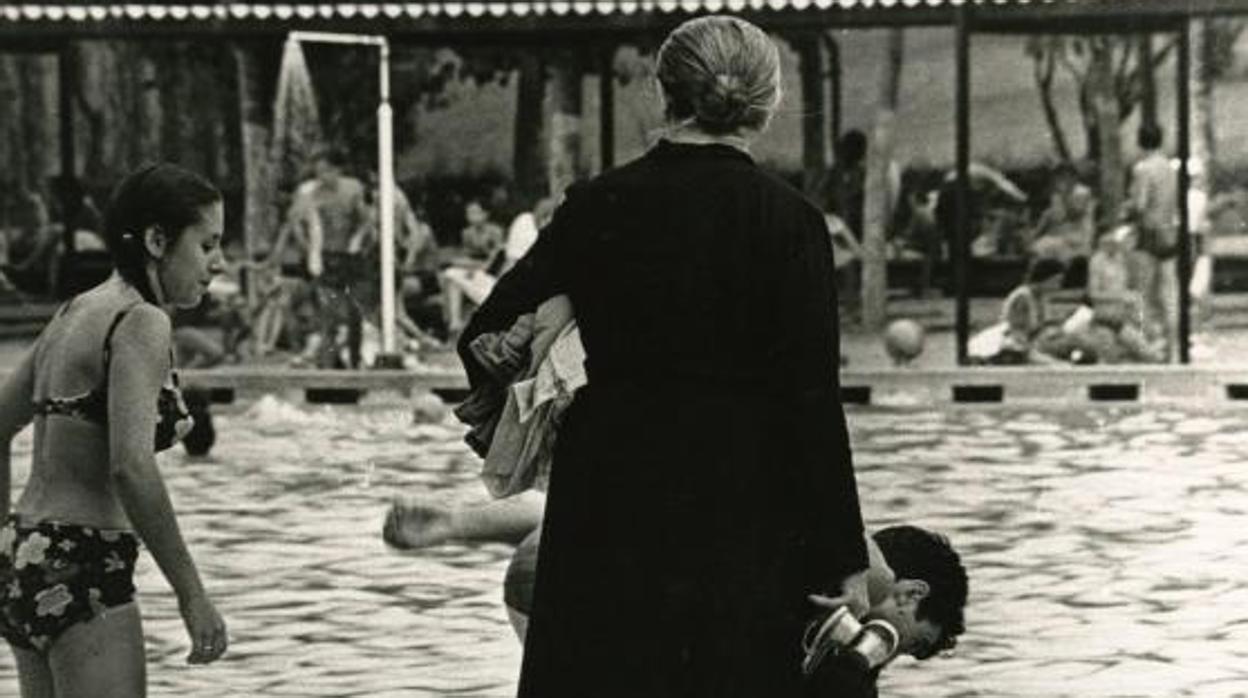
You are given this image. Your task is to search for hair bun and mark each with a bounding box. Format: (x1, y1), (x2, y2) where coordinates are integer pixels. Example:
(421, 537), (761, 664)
(655, 15), (782, 135)
(696, 73), (750, 130)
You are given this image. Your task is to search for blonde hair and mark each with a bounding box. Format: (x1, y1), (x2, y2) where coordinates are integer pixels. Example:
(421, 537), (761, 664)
(655, 15), (782, 135)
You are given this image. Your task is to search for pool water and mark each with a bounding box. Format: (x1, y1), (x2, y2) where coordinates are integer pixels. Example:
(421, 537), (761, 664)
(1, 398), (1247, 697)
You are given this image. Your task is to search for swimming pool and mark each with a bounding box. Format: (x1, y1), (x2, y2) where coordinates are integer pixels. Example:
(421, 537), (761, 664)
(0, 398), (1246, 697)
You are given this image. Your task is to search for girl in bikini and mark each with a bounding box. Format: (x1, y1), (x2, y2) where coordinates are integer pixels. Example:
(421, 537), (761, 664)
(0, 163), (228, 697)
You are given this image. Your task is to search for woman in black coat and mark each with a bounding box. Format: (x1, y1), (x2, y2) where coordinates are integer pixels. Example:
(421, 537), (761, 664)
(460, 16), (870, 697)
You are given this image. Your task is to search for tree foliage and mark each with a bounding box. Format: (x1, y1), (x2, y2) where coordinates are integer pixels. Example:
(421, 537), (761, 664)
(1024, 34), (1176, 164)
(1026, 22), (1247, 166)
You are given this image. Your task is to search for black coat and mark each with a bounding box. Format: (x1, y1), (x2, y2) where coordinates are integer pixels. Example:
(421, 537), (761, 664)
(461, 140), (868, 698)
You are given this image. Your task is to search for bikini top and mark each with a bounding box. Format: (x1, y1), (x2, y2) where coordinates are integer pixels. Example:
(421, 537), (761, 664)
(31, 301), (194, 452)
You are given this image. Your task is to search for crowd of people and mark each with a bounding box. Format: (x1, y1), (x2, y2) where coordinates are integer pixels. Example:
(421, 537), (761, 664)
(817, 115), (1244, 366)
(0, 15), (971, 698)
(965, 125), (1247, 365)
(0, 151), (554, 373)
(231, 149), (553, 370)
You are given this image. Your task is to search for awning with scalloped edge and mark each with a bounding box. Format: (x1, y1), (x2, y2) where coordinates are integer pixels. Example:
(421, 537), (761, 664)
(0, 0), (1101, 25)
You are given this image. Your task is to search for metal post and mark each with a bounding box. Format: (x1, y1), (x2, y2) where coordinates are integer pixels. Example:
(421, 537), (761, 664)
(377, 39), (398, 360)
(1177, 21), (1192, 364)
(287, 31), (398, 364)
(823, 33), (842, 154)
(955, 8), (971, 366)
(599, 44), (615, 172)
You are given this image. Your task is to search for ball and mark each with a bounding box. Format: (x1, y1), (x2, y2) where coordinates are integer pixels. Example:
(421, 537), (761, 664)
(883, 319), (926, 366)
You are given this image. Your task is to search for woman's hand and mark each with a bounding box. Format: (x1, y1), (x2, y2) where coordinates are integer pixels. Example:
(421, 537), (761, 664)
(808, 569), (871, 619)
(179, 592), (228, 665)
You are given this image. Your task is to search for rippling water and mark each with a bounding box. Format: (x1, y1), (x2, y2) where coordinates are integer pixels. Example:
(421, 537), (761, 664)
(1, 399), (1247, 697)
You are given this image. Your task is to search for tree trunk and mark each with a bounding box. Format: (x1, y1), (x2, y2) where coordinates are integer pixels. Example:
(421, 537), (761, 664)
(232, 41), (277, 264)
(1192, 20), (1216, 173)
(135, 48), (162, 164)
(0, 56), (23, 195)
(513, 50), (547, 203)
(1034, 48), (1072, 163)
(75, 43), (108, 183)
(862, 29), (904, 331)
(17, 55), (57, 192)
(548, 51), (584, 200)
(793, 32), (826, 200)
(160, 43), (194, 165)
(1138, 34), (1160, 136)
(1088, 42), (1124, 224)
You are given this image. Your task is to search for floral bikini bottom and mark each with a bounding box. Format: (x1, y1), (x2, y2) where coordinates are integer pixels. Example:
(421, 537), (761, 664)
(0, 517), (139, 652)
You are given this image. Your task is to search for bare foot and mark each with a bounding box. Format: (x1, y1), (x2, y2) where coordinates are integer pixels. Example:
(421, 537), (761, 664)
(383, 497), (457, 549)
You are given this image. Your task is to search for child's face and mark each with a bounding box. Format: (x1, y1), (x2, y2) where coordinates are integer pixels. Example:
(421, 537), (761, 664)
(1097, 234), (1120, 255)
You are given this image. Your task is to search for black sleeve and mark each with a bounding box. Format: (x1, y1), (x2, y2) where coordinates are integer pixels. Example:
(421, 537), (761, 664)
(457, 185), (580, 389)
(780, 206), (869, 587)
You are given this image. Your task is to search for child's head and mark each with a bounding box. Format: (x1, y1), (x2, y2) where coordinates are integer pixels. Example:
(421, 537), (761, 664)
(181, 388), (216, 458)
(1095, 226), (1123, 255)
(1114, 223), (1139, 252)
(465, 200), (488, 226)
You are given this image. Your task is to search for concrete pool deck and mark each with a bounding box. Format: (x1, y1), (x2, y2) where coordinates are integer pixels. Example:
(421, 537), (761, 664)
(5, 312), (1248, 406)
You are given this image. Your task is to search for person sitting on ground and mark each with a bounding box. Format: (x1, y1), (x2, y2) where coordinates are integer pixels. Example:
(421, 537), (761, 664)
(172, 240), (258, 368)
(1030, 163), (1095, 266)
(1000, 257), (1067, 364)
(499, 195), (557, 277)
(2, 185), (59, 296)
(440, 199), (505, 336)
(1067, 225), (1161, 364)
(1087, 225), (1142, 328)
(896, 188), (943, 298)
(969, 257), (1068, 365)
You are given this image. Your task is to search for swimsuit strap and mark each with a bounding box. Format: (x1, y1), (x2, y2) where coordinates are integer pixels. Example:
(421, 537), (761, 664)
(100, 301), (146, 376)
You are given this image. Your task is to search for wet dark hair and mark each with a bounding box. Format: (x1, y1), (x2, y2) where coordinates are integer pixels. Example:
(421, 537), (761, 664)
(312, 146), (349, 169)
(874, 525), (968, 644)
(181, 388), (216, 458)
(1138, 124), (1164, 151)
(836, 130), (868, 168)
(103, 162), (222, 304)
(1027, 257), (1067, 285)
(656, 15), (781, 135)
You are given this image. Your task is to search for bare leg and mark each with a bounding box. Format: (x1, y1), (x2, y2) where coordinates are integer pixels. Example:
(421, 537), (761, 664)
(47, 602), (146, 698)
(384, 490), (546, 549)
(442, 275), (465, 335)
(11, 645), (54, 698)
